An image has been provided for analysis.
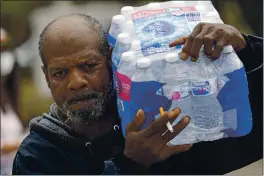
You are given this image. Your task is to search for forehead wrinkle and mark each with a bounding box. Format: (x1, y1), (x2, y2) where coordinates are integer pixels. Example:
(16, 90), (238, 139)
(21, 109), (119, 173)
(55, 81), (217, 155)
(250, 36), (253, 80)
(42, 17), (101, 61)
(51, 47), (100, 61)
(47, 50), (104, 70)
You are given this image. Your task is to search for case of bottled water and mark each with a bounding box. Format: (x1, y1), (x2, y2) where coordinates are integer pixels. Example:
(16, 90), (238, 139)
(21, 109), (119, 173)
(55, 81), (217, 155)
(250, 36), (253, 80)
(109, 1), (252, 145)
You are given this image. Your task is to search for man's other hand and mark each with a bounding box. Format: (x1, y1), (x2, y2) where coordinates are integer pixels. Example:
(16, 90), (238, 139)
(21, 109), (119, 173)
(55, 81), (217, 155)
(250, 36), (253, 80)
(169, 23), (247, 61)
(124, 108), (192, 167)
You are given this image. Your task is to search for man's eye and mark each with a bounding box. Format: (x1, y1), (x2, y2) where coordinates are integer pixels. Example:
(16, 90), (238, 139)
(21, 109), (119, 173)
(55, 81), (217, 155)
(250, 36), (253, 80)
(84, 63), (98, 69)
(53, 70), (66, 78)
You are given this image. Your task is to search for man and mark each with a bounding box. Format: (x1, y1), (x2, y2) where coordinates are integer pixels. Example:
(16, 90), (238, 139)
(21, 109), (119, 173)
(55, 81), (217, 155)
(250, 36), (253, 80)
(12, 14), (263, 175)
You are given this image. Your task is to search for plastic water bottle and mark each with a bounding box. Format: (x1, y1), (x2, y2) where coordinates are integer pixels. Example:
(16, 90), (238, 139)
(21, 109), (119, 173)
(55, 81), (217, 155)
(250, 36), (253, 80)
(222, 45), (243, 71)
(162, 1), (185, 8)
(171, 1), (185, 5)
(130, 40), (141, 51)
(130, 40), (145, 58)
(188, 47), (224, 132)
(121, 6), (134, 20)
(191, 57), (224, 131)
(214, 45), (252, 137)
(216, 45), (243, 74)
(118, 51), (136, 78)
(195, 4), (205, 11)
(115, 52), (135, 137)
(191, 82), (224, 132)
(147, 2), (161, 10)
(108, 15), (126, 47)
(123, 20), (135, 37)
(160, 52), (193, 124)
(112, 33), (131, 70)
(132, 58), (155, 81)
(158, 52), (197, 145)
(131, 58), (162, 129)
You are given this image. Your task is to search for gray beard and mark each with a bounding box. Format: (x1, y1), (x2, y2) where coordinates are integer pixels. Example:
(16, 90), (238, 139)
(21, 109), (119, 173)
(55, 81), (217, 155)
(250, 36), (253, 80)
(63, 92), (105, 125)
(56, 81), (114, 125)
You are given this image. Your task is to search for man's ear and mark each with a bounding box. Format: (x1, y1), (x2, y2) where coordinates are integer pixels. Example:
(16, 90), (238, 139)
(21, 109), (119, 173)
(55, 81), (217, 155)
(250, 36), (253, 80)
(41, 65), (50, 89)
(107, 46), (113, 68)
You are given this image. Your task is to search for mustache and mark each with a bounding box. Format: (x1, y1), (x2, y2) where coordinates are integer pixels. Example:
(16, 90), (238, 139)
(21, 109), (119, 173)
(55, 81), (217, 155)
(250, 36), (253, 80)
(66, 91), (103, 105)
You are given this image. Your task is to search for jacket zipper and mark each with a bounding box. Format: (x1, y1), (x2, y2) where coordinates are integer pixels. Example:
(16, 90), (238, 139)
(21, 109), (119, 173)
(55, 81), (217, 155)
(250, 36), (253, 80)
(85, 141), (94, 157)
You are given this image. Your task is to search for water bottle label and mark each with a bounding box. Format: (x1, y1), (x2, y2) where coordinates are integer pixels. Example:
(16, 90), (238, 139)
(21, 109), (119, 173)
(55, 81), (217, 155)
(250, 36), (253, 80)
(156, 88), (164, 96)
(172, 88), (191, 100)
(116, 71), (132, 101)
(160, 82), (191, 101)
(191, 78), (218, 96)
(185, 11), (202, 21)
(185, 11), (202, 31)
(132, 7), (201, 57)
(108, 34), (116, 48)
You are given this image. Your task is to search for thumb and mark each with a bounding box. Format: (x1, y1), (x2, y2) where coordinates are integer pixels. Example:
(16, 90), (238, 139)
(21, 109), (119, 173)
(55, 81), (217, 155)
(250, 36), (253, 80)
(126, 109), (145, 135)
(169, 36), (188, 47)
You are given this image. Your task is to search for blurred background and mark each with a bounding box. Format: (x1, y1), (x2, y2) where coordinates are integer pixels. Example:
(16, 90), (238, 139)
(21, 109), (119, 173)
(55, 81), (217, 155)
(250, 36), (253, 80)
(0, 0), (263, 175)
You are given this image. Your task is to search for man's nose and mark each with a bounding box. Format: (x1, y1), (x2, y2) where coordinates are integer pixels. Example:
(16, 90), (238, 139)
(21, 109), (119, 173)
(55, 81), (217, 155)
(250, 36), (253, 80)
(67, 68), (89, 91)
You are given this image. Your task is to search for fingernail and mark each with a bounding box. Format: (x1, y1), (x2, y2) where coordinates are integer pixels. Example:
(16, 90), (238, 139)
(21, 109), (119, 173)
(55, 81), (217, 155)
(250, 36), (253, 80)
(174, 107), (181, 114)
(168, 111), (177, 119)
(181, 52), (189, 60)
(136, 109), (143, 117)
(191, 57), (197, 62)
(136, 109), (145, 123)
(186, 144), (193, 148)
(183, 116), (191, 123)
(213, 57), (219, 60)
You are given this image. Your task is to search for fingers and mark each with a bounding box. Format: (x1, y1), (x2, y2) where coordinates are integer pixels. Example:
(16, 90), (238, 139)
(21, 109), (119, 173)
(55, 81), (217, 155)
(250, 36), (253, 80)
(169, 23), (203, 60)
(190, 27), (210, 59)
(170, 23), (234, 62)
(203, 30), (221, 59)
(211, 35), (230, 60)
(168, 108), (181, 124)
(160, 144), (192, 161)
(162, 116), (190, 143)
(159, 108), (181, 133)
(142, 108), (181, 137)
(141, 112), (169, 137)
(203, 33), (214, 59)
(126, 109), (145, 136)
(180, 23), (203, 60)
(181, 38), (193, 60)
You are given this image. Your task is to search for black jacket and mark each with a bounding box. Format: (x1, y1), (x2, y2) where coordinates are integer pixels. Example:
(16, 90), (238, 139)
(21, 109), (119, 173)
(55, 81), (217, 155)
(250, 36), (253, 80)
(13, 34), (263, 175)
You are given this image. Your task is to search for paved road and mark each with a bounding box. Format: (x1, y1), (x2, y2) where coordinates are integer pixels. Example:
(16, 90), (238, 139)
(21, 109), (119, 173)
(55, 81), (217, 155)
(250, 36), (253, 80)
(225, 159), (263, 175)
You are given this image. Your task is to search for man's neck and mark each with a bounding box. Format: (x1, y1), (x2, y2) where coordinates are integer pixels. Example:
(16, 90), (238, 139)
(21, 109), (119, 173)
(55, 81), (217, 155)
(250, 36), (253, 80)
(56, 108), (116, 140)
(70, 116), (115, 140)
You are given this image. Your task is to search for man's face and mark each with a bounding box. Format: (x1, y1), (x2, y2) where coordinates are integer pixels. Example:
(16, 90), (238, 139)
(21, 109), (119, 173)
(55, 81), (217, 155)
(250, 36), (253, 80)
(42, 17), (112, 124)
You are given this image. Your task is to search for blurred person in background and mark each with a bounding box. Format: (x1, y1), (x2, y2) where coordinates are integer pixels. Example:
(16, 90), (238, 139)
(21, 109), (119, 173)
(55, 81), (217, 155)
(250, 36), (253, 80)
(12, 13), (262, 175)
(1, 28), (26, 175)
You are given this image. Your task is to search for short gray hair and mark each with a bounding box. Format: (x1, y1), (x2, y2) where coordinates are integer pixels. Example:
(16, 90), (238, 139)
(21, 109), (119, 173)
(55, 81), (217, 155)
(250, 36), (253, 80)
(38, 14), (109, 67)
